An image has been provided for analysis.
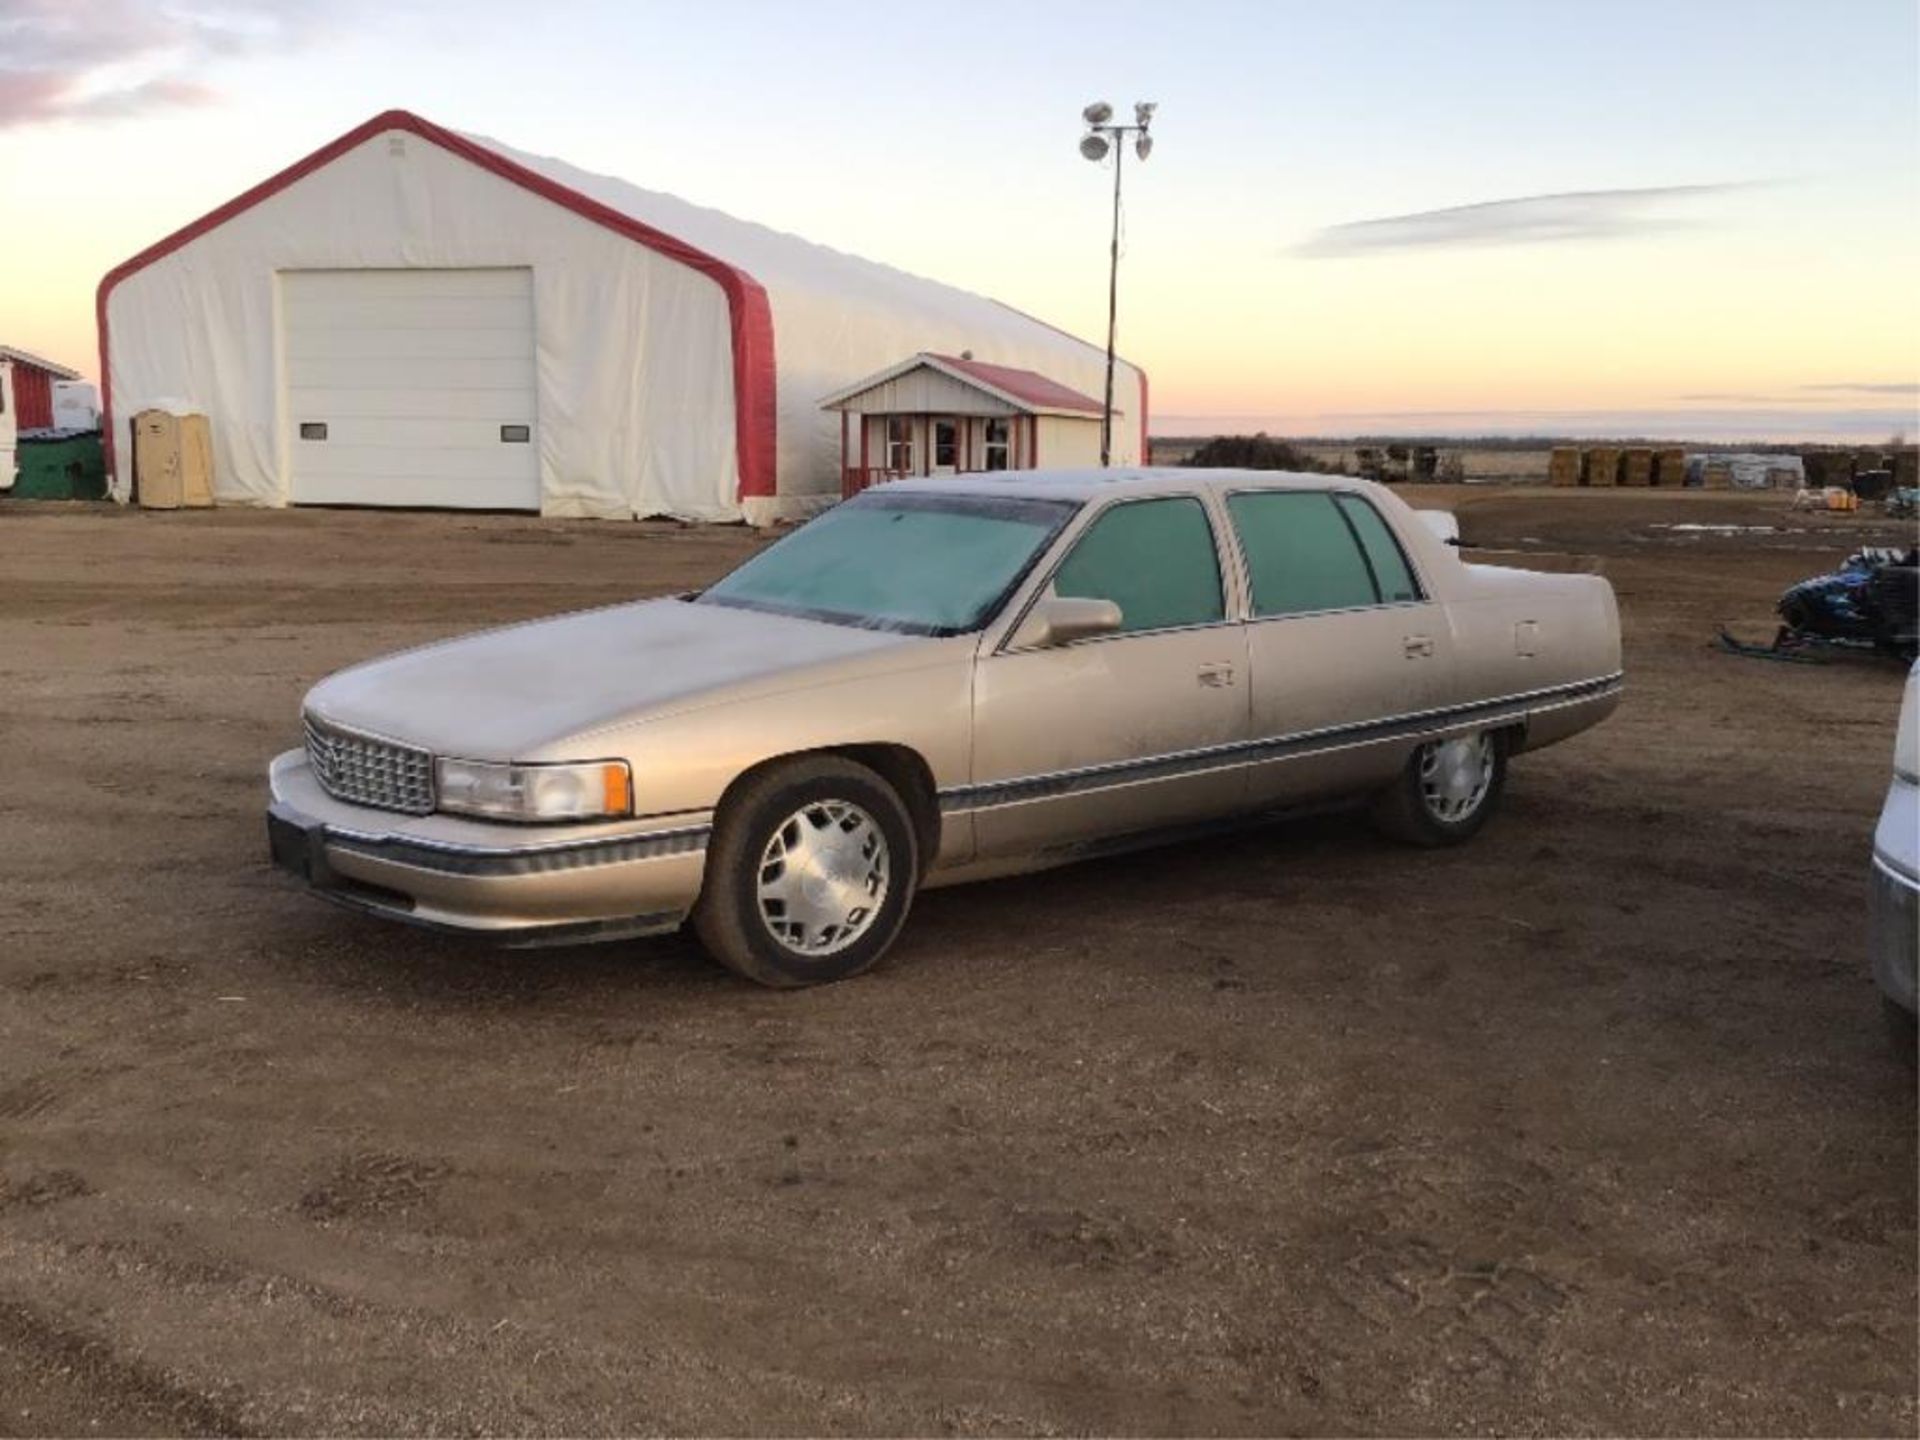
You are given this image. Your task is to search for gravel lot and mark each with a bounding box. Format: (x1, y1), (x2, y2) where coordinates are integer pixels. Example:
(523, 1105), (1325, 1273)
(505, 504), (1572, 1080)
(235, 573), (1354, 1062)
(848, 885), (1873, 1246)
(1, 487), (1914, 1435)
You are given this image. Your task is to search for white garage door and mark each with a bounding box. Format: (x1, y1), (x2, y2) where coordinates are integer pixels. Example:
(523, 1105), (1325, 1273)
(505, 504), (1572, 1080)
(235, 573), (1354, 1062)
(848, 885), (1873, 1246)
(283, 268), (539, 510)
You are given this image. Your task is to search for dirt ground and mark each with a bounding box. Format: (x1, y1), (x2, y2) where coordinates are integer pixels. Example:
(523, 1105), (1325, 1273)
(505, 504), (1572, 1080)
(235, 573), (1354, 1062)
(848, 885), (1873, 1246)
(1, 486), (1914, 1436)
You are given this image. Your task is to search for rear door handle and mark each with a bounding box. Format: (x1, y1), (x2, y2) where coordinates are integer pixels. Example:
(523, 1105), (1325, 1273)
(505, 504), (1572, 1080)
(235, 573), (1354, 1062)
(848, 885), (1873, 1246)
(1197, 662), (1237, 688)
(1404, 635), (1435, 658)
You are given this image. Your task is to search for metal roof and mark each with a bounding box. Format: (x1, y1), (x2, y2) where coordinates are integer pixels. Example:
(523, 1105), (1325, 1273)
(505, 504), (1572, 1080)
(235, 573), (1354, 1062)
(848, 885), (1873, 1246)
(924, 354), (1105, 415)
(0, 346), (81, 381)
(821, 352), (1107, 418)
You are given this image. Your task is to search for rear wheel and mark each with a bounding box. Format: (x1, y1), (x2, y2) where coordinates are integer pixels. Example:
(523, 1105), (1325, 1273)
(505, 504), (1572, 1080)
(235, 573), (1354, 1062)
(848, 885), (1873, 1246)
(1371, 729), (1508, 846)
(693, 756), (919, 988)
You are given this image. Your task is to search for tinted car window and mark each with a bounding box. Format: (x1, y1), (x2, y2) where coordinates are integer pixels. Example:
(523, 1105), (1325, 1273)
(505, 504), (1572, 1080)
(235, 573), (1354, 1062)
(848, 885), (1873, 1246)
(1227, 491), (1378, 617)
(1053, 497), (1225, 634)
(1335, 494), (1423, 603)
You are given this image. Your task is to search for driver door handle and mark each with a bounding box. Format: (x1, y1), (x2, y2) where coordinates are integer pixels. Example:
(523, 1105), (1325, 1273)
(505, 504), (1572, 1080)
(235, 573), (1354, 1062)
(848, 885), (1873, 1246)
(1404, 635), (1435, 658)
(1197, 662), (1237, 688)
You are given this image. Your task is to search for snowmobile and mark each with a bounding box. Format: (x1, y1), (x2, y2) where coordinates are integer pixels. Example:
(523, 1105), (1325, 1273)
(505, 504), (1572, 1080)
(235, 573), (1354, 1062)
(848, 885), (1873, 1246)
(1774, 547), (1918, 661)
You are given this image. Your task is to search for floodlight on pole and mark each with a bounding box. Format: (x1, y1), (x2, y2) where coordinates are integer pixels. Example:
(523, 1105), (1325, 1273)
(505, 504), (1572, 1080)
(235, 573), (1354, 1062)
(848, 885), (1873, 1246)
(1078, 99), (1156, 467)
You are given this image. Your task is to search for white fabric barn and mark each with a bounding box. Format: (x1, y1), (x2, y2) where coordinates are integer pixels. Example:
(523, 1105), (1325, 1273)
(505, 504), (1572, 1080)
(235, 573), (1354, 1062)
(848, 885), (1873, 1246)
(99, 110), (1146, 523)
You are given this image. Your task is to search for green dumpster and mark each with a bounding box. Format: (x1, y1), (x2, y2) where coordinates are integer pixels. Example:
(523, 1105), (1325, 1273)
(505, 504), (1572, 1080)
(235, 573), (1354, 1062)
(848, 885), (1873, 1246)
(8, 432), (107, 500)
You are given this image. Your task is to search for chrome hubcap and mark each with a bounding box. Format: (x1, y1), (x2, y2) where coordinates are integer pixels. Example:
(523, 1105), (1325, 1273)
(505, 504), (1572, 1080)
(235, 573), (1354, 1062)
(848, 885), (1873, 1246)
(1419, 732), (1495, 823)
(756, 800), (890, 956)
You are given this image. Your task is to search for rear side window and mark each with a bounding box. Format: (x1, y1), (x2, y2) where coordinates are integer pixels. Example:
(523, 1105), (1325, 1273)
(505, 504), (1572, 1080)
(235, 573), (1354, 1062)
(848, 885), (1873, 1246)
(1334, 494), (1423, 603)
(1228, 492), (1379, 617)
(1053, 496), (1225, 634)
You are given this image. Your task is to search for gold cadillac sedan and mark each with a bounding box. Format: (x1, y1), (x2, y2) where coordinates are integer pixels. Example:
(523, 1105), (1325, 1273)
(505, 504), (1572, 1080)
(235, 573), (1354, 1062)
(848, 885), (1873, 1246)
(268, 468), (1622, 987)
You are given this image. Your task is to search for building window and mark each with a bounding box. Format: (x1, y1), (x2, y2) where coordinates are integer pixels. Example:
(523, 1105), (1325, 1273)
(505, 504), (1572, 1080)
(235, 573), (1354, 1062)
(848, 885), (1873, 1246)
(886, 416), (914, 472)
(933, 420), (958, 469)
(984, 417), (1011, 471)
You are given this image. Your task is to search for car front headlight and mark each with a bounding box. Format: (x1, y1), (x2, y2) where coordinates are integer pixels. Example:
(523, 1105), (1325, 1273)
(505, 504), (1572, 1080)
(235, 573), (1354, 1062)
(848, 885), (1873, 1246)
(435, 757), (633, 823)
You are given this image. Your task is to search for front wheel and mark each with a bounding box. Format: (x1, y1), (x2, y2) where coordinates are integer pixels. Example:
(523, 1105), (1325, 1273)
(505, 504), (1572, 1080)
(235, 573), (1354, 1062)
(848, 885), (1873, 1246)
(693, 756), (919, 988)
(1371, 729), (1508, 847)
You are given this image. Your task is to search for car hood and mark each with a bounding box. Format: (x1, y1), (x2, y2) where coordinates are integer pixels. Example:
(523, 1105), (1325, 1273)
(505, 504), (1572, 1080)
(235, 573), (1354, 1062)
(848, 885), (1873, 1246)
(304, 597), (926, 759)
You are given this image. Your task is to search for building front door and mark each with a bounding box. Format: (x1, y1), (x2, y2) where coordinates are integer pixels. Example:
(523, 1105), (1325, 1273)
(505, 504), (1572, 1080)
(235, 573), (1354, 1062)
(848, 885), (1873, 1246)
(931, 419), (960, 476)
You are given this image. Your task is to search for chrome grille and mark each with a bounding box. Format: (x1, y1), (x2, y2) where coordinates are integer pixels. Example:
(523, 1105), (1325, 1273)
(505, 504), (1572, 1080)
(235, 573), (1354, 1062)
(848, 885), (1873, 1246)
(304, 714), (435, 815)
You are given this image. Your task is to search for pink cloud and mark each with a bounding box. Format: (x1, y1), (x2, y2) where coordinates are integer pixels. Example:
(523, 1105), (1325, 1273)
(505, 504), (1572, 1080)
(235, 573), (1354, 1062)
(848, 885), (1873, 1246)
(0, 0), (329, 127)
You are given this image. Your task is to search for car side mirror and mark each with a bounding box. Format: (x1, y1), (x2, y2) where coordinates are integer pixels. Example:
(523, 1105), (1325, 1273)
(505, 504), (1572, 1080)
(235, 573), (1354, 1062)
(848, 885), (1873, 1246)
(1012, 596), (1124, 650)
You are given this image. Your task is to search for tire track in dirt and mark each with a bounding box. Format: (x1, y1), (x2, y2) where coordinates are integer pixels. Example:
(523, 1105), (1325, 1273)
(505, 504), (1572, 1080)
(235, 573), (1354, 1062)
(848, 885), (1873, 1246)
(0, 1298), (254, 1437)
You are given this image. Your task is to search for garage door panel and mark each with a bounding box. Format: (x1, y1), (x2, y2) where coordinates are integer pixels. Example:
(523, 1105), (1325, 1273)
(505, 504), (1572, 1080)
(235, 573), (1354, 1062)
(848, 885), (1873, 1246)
(289, 267), (529, 299)
(286, 387), (533, 422)
(287, 325), (534, 363)
(288, 353), (534, 394)
(285, 295), (535, 333)
(295, 440), (536, 481)
(293, 471), (540, 510)
(294, 418), (534, 450)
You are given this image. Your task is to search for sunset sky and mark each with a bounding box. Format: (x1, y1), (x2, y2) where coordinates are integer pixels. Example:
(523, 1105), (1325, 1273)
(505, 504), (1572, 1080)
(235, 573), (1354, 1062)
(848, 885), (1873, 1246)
(2, 0), (1915, 440)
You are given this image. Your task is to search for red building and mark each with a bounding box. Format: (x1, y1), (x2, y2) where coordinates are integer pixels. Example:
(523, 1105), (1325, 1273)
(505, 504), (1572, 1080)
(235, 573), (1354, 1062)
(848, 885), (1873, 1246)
(0, 346), (82, 431)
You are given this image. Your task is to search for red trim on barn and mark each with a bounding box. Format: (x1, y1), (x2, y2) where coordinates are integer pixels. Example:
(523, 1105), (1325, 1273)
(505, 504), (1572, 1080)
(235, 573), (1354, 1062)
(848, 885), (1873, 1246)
(94, 109), (778, 502)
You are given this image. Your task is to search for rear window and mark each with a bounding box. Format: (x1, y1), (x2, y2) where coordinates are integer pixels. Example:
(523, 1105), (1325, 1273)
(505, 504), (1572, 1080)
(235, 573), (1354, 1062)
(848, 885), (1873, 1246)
(1227, 491), (1379, 617)
(1334, 494), (1423, 603)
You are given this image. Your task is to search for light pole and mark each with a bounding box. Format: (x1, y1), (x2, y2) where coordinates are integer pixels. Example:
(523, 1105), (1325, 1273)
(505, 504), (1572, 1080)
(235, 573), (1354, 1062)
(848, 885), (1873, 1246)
(1079, 100), (1154, 467)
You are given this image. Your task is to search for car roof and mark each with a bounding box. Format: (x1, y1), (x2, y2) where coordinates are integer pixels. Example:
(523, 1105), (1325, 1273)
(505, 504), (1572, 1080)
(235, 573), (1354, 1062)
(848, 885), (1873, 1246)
(877, 467), (1346, 504)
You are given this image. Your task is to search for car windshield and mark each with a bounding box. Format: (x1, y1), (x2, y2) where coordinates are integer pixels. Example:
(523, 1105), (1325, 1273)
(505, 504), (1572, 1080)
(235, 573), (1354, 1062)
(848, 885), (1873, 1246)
(697, 491), (1076, 636)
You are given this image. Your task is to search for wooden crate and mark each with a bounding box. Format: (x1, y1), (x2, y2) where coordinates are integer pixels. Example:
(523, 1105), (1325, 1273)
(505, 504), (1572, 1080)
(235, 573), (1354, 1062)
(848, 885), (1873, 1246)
(1620, 447), (1654, 487)
(1702, 462), (1734, 490)
(1653, 447), (1686, 487)
(1583, 447), (1621, 487)
(1549, 446), (1581, 487)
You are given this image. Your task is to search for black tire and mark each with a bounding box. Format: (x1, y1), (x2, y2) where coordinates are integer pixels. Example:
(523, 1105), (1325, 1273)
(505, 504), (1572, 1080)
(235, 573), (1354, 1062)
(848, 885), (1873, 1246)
(1884, 998), (1918, 1069)
(693, 755), (919, 989)
(1370, 728), (1509, 847)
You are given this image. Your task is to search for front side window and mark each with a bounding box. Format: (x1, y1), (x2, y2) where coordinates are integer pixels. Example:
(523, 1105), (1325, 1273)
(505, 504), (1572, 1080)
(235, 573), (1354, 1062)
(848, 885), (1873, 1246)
(933, 420), (958, 469)
(698, 492), (1075, 636)
(1051, 496), (1225, 635)
(1228, 491), (1383, 617)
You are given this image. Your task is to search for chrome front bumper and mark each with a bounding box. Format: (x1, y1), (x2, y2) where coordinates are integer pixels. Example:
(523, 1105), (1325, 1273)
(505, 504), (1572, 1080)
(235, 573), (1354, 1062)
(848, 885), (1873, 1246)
(266, 750), (710, 945)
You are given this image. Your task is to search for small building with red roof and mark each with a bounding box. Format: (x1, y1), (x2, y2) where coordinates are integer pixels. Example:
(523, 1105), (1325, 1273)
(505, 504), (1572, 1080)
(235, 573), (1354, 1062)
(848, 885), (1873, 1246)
(821, 352), (1119, 496)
